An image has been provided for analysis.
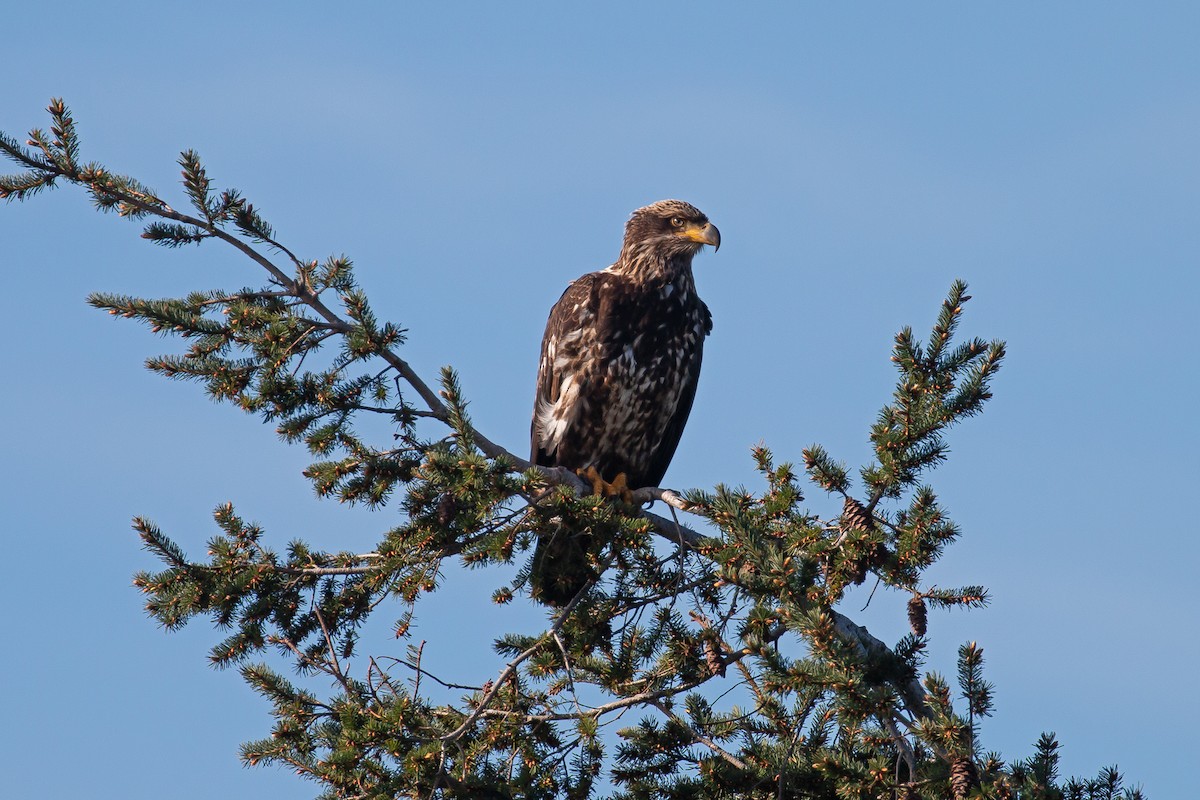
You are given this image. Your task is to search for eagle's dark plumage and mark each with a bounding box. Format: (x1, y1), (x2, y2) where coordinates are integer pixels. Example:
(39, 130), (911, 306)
(529, 200), (720, 605)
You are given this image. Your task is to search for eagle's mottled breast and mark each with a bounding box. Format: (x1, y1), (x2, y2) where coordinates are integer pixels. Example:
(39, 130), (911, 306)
(533, 267), (711, 488)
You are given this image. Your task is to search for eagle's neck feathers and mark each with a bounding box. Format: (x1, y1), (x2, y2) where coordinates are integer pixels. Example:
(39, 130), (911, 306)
(608, 243), (698, 283)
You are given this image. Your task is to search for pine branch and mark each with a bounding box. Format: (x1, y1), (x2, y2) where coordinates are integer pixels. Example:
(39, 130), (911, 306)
(6, 100), (1122, 800)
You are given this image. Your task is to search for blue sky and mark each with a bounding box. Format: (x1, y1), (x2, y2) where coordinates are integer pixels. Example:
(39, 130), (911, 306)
(2, 3), (1196, 797)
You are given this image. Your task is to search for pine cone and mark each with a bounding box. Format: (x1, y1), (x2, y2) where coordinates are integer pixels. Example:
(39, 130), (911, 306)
(949, 758), (978, 800)
(840, 496), (874, 533)
(436, 494), (457, 526)
(842, 497), (877, 585)
(908, 596), (928, 636)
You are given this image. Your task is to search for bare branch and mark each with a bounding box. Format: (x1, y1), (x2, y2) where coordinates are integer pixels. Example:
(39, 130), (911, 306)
(629, 485), (694, 512)
(880, 714), (918, 782)
(275, 553), (382, 577)
(829, 609), (929, 721)
(277, 565), (377, 576)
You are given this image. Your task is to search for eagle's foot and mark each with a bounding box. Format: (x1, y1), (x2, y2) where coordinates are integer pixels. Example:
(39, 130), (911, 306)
(577, 467), (635, 504)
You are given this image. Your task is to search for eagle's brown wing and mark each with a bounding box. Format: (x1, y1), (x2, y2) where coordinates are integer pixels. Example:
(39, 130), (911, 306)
(639, 297), (711, 487)
(529, 271), (612, 605)
(531, 271), (602, 469)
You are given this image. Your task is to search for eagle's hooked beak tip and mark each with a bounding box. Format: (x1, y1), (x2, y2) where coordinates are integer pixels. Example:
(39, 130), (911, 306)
(686, 221), (720, 252)
(704, 222), (721, 252)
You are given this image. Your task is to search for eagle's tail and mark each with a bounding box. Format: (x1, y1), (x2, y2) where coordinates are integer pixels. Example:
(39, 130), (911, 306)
(530, 526), (595, 606)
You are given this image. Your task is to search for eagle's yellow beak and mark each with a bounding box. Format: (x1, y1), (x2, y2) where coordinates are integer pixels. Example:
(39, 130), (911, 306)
(681, 221), (721, 251)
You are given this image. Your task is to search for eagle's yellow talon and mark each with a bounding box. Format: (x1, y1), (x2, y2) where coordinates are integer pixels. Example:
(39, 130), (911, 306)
(608, 473), (634, 504)
(577, 466), (604, 496)
(576, 467), (634, 503)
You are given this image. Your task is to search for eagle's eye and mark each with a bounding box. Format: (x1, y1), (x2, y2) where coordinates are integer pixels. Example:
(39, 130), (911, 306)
(669, 217), (684, 228)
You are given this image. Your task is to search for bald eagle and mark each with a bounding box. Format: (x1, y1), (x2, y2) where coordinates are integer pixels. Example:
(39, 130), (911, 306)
(530, 200), (720, 605)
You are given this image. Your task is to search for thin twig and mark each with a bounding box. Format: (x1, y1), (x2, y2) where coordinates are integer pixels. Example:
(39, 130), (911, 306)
(438, 587), (589, 742)
(552, 632), (585, 717)
(412, 640), (425, 700)
(313, 601), (352, 695)
(650, 699), (749, 772)
(384, 654), (484, 694)
(880, 714), (917, 784)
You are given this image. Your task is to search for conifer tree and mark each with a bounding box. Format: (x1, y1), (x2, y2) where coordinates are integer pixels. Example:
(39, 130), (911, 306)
(2, 100), (1145, 800)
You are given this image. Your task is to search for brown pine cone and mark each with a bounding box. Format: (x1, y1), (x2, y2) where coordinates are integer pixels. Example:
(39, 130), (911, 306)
(949, 758), (979, 800)
(841, 496), (874, 533)
(842, 497), (878, 585)
(908, 596), (928, 637)
(436, 493), (458, 526)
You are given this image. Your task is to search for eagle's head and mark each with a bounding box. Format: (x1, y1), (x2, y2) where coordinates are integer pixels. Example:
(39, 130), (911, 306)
(618, 200), (720, 275)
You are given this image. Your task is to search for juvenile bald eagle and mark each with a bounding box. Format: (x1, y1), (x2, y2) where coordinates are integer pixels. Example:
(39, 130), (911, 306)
(530, 200), (720, 605)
